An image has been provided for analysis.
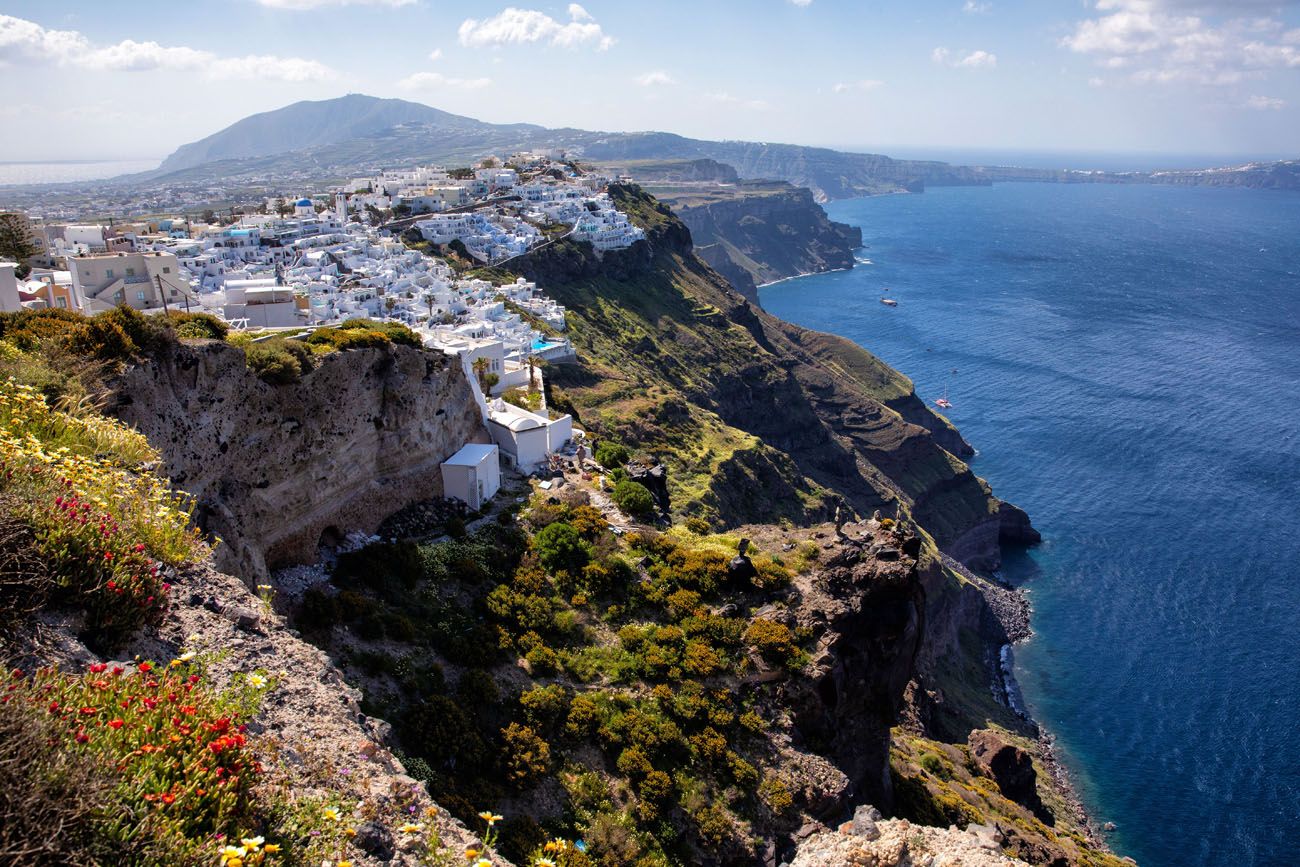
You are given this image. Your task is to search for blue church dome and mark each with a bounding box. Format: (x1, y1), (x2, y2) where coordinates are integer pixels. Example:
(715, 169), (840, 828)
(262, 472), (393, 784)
(296, 197), (312, 207)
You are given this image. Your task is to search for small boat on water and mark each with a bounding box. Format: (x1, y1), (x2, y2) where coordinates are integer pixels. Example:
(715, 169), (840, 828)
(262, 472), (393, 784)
(934, 397), (952, 409)
(880, 297), (898, 307)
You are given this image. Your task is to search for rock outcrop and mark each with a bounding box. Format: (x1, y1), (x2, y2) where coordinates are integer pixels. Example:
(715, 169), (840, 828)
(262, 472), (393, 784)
(790, 806), (1029, 867)
(968, 730), (1051, 824)
(783, 526), (926, 812)
(657, 181), (863, 305)
(111, 340), (485, 581)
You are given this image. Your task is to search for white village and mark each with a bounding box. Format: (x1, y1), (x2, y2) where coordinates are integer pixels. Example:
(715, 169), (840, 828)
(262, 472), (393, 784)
(0, 153), (647, 509)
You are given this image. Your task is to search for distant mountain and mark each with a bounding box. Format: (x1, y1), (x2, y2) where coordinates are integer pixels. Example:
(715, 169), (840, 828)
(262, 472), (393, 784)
(157, 94), (540, 174)
(151, 93), (1298, 200)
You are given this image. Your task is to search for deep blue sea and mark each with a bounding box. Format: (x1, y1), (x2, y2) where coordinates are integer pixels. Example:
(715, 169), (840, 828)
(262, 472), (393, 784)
(760, 183), (1300, 867)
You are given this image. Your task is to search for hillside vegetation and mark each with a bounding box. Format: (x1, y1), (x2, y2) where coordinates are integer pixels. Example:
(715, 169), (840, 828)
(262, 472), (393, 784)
(500, 185), (999, 555)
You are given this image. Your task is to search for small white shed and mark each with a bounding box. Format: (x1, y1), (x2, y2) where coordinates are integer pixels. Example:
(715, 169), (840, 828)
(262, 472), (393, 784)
(440, 443), (501, 510)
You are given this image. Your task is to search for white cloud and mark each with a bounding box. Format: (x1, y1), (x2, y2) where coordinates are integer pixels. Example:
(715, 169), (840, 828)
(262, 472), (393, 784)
(1089, 76), (1107, 86)
(458, 6), (614, 51)
(704, 91), (771, 110)
(398, 71), (492, 90)
(210, 55), (335, 81)
(428, 48), (442, 61)
(1246, 93), (1286, 108)
(933, 46), (998, 67)
(0, 13), (333, 80)
(789, 0), (814, 6)
(1062, 0), (1300, 85)
(252, 0), (416, 8)
(963, 1), (992, 13)
(832, 79), (884, 92)
(635, 70), (676, 86)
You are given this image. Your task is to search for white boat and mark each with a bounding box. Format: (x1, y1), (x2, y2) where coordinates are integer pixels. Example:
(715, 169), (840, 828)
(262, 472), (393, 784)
(880, 297), (898, 307)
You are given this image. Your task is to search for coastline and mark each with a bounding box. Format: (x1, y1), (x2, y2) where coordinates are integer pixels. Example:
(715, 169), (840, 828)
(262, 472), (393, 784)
(941, 552), (1113, 851)
(973, 565), (1115, 852)
(756, 264), (851, 289)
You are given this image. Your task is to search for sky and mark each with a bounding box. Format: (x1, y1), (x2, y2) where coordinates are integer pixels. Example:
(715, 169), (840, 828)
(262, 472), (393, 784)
(1, 0), (1298, 165)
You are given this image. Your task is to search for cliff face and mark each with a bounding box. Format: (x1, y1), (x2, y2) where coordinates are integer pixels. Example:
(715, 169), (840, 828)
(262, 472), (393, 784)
(110, 340), (485, 581)
(658, 182), (863, 304)
(580, 136), (991, 202)
(784, 530), (926, 811)
(509, 185), (1020, 568)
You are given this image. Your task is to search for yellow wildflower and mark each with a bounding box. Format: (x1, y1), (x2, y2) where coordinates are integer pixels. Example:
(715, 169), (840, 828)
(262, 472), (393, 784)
(322, 806), (341, 822)
(241, 837), (264, 850)
(263, 844), (281, 854)
(465, 848), (480, 859)
(478, 811), (503, 826)
(398, 822), (424, 834)
(247, 673), (268, 689)
(536, 859), (556, 867)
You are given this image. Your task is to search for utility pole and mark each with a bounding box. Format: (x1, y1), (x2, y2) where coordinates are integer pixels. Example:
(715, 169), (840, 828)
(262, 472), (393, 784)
(155, 273), (171, 317)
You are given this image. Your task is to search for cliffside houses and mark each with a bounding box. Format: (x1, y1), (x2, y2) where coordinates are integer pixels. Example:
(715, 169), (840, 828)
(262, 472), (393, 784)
(414, 212), (540, 263)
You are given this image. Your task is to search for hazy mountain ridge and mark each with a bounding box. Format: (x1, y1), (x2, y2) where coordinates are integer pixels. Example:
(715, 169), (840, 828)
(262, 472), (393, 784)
(148, 95), (1298, 201)
(157, 93), (543, 174)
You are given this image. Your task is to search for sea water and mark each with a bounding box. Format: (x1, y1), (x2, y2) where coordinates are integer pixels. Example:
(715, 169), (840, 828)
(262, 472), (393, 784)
(760, 183), (1300, 867)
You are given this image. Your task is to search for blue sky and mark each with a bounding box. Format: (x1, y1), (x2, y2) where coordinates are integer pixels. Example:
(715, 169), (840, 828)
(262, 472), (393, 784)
(1, 0), (1298, 164)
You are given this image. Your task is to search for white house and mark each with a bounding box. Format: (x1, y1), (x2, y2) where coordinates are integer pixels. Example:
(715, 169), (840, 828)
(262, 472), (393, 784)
(486, 399), (573, 472)
(0, 263), (20, 313)
(440, 443), (501, 510)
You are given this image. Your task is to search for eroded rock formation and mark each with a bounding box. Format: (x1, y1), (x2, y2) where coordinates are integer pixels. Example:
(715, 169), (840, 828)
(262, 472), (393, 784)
(111, 340), (485, 581)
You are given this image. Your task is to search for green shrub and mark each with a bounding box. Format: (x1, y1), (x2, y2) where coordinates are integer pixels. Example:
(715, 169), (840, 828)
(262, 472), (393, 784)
(533, 522), (591, 576)
(525, 644), (561, 676)
(245, 338), (311, 384)
(296, 587), (342, 634)
(612, 480), (655, 520)
(520, 684), (569, 728)
(683, 516), (711, 535)
(919, 752), (953, 780)
(64, 317), (137, 362)
(501, 722), (551, 786)
(594, 440), (629, 469)
(759, 775), (794, 815)
(169, 311), (229, 341)
(334, 540), (426, 598)
(2, 655), (271, 864)
(743, 618), (802, 668)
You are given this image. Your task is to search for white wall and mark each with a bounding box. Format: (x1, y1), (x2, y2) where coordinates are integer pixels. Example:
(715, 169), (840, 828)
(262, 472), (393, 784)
(0, 263), (20, 313)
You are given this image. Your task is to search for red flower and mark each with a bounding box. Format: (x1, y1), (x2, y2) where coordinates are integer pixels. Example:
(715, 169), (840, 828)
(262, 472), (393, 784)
(112, 667), (124, 676)
(160, 793), (175, 805)
(48, 702), (59, 713)
(79, 706), (97, 715)
(107, 719), (124, 730)
(137, 662), (152, 673)
(103, 551), (113, 561)
(88, 663), (108, 674)
(74, 731), (89, 744)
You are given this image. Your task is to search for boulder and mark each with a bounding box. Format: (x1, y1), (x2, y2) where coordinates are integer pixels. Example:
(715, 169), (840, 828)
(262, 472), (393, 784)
(625, 461), (670, 515)
(967, 730), (1052, 824)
